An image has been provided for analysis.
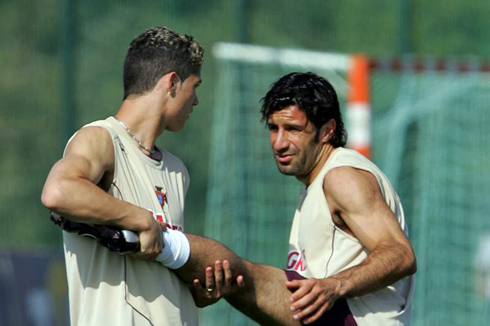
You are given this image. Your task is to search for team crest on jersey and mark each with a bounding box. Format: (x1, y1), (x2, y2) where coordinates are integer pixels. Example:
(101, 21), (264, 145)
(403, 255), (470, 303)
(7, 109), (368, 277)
(155, 186), (167, 208)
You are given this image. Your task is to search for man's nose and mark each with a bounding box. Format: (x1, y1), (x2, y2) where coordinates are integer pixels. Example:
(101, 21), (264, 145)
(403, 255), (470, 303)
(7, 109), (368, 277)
(272, 130), (289, 152)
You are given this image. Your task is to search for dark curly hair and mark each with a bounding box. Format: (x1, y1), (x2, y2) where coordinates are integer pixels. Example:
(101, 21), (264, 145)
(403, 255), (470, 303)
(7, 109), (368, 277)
(123, 26), (204, 99)
(261, 72), (347, 147)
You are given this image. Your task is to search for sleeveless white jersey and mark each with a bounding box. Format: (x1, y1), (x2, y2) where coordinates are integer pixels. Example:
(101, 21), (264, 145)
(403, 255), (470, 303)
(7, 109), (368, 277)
(63, 117), (198, 326)
(287, 147), (414, 326)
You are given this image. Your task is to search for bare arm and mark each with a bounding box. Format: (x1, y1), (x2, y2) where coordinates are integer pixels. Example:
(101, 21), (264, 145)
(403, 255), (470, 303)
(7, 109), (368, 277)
(41, 126), (163, 259)
(327, 167), (416, 294)
(287, 167), (416, 323)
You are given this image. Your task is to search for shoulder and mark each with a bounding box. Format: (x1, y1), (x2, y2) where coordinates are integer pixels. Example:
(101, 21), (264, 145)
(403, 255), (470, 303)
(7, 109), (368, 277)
(329, 147), (373, 167)
(64, 125), (115, 168)
(324, 166), (372, 192)
(323, 166), (380, 210)
(66, 125), (113, 152)
(323, 147), (380, 192)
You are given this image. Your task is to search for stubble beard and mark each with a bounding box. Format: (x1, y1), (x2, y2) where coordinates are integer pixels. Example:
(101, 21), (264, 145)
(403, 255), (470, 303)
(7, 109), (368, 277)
(275, 146), (319, 182)
(276, 164), (297, 176)
(275, 155), (304, 177)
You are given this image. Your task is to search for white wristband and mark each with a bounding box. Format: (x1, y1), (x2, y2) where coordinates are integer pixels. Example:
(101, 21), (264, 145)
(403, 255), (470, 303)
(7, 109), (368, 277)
(155, 228), (190, 269)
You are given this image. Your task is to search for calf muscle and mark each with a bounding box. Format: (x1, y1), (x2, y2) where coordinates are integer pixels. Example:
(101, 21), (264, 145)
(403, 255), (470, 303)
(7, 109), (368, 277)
(227, 262), (302, 325)
(174, 234), (300, 325)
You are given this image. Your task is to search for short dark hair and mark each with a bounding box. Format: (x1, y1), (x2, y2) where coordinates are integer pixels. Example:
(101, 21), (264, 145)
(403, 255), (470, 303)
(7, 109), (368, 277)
(261, 72), (347, 147)
(123, 26), (204, 99)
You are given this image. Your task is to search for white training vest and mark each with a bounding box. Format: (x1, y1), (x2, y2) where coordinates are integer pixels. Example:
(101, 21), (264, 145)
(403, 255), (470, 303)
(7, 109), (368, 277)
(63, 117), (198, 326)
(287, 147), (414, 326)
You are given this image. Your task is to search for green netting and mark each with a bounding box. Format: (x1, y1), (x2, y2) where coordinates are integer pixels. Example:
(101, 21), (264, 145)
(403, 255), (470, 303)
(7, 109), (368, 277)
(203, 48), (490, 325)
(372, 70), (490, 326)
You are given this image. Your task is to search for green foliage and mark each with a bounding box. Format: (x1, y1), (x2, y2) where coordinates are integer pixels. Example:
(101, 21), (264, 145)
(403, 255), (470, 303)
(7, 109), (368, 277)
(413, 0), (490, 56)
(1, 0), (489, 248)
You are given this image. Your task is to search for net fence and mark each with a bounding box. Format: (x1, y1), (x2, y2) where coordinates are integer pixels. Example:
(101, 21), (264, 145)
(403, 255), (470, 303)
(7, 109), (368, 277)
(373, 67), (490, 326)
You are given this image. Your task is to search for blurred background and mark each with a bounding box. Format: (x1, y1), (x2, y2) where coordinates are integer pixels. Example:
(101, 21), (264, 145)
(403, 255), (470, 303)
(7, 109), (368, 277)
(1, 0), (490, 325)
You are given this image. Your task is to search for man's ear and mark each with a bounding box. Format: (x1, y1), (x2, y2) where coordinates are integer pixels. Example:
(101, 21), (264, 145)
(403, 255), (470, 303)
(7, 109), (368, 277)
(320, 119), (336, 144)
(168, 72), (181, 91)
(156, 72), (179, 96)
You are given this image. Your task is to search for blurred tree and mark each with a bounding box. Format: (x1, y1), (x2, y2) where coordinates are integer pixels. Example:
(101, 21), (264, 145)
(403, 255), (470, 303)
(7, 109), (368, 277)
(1, 0), (490, 249)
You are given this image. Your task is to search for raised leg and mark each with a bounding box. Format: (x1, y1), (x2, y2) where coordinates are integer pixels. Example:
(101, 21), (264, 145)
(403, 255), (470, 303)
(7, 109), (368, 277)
(173, 234), (301, 325)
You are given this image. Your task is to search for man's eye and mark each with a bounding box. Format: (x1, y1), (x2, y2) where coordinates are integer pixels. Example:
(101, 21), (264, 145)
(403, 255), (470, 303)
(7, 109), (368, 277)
(267, 125), (277, 131)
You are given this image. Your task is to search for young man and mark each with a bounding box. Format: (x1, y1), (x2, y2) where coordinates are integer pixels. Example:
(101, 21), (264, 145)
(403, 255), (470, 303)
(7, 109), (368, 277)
(42, 26), (207, 326)
(42, 25), (296, 326)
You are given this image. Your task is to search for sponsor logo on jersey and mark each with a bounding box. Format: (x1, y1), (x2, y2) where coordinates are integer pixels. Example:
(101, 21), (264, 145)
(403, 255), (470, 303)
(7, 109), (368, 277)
(287, 249), (307, 272)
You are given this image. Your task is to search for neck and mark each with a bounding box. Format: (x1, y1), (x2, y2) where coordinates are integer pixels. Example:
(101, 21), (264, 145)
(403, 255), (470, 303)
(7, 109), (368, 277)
(114, 116), (155, 154)
(115, 98), (163, 155)
(298, 145), (337, 186)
